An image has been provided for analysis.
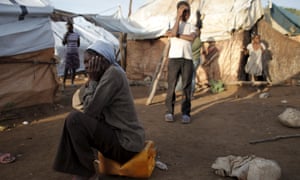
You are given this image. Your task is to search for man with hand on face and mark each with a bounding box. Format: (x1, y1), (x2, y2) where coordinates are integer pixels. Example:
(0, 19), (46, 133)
(53, 40), (145, 180)
(165, 1), (196, 124)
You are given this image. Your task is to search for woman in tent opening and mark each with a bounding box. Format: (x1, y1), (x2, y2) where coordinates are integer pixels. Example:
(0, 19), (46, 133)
(243, 34), (266, 82)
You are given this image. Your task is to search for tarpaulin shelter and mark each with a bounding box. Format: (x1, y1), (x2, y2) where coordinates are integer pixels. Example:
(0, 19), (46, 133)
(89, 0), (263, 41)
(91, 0), (265, 84)
(259, 3), (300, 84)
(89, 0), (299, 85)
(0, 0), (57, 111)
(257, 20), (300, 84)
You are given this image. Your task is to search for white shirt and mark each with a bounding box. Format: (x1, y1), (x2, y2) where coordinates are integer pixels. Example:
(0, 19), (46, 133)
(168, 21), (196, 60)
(245, 42), (266, 76)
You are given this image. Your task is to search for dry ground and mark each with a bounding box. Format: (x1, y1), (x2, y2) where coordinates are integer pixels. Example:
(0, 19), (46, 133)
(0, 79), (300, 180)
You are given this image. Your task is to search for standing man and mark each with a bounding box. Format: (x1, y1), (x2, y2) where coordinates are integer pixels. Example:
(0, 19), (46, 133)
(165, 1), (196, 124)
(62, 21), (80, 90)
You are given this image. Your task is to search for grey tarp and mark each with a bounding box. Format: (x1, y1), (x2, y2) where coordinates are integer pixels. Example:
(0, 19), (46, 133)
(0, 0), (58, 111)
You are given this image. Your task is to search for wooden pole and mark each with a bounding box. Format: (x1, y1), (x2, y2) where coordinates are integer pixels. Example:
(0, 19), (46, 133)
(119, 33), (126, 70)
(226, 81), (270, 86)
(249, 134), (300, 144)
(119, 0), (132, 71)
(146, 40), (170, 105)
(128, 0), (133, 17)
(268, 0), (272, 9)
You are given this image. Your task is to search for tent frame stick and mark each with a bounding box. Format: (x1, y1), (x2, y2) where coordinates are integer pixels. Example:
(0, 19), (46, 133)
(249, 134), (300, 144)
(146, 40), (170, 105)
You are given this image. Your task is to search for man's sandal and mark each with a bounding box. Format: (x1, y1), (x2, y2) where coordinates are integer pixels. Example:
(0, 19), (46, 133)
(0, 153), (16, 164)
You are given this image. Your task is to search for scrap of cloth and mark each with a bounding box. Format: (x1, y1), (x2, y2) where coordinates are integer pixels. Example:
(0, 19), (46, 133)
(211, 155), (281, 180)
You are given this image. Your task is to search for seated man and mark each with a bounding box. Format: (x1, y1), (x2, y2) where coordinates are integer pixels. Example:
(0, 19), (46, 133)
(53, 40), (145, 180)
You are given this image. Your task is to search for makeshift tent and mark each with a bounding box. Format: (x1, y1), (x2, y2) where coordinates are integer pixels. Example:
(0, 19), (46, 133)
(0, 0), (57, 111)
(90, 0), (263, 41)
(122, 0), (265, 84)
(89, 0), (299, 85)
(258, 3), (300, 84)
(257, 20), (300, 84)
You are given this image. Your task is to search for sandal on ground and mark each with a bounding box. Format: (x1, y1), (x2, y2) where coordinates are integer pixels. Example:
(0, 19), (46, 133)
(0, 153), (16, 164)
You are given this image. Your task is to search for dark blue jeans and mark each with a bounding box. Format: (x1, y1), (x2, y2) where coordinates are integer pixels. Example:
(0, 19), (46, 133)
(165, 58), (193, 116)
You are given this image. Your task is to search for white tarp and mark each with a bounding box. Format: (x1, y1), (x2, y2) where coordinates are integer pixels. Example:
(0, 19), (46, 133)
(90, 0), (264, 41)
(52, 16), (119, 76)
(0, 0), (53, 16)
(0, 0), (119, 76)
(0, 0), (54, 57)
(90, 8), (163, 40)
(199, 0), (264, 41)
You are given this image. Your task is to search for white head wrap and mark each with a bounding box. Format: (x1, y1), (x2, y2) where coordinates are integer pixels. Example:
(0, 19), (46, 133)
(87, 40), (118, 65)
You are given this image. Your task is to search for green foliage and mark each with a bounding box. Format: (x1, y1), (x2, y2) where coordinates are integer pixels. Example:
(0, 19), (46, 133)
(264, 6), (300, 16)
(286, 8), (300, 16)
(209, 80), (225, 94)
(285, 8), (300, 16)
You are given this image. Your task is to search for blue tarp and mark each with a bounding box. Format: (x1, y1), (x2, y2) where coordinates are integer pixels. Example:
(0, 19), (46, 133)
(271, 3), (300, 35)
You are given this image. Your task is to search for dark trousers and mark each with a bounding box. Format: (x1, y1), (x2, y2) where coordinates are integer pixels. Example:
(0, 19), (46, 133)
(53, 111), (137, 177)
(165, 58), (193, 116)
(63, 67), (76, 85)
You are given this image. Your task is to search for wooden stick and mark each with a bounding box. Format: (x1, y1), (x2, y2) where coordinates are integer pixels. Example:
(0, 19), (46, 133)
(146, 41), (170, 105)
(249, 134), (300, 144)
(226, 81), (270, 86)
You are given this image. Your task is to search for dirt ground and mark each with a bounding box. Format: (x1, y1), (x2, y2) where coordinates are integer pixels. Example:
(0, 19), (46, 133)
(0, 79), (300, 180)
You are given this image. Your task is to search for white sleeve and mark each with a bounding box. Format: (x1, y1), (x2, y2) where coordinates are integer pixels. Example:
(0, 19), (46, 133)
(261, 43), (266, 50)
(247, 44), (252, 51)
(72, 87), (83, 111)
(190, 23), (196, 34)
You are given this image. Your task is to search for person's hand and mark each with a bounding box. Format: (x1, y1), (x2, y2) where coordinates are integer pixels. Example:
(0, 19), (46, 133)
(241, 45), (245, 51)
(241, 46), (248, 55)
(62, 32), (69, 45)
(177, 6), (186, 20)
(165, 30), (175, 38)
(87, 56), (102, 81)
